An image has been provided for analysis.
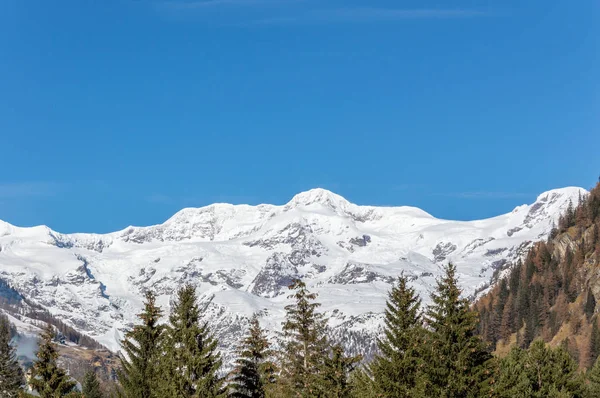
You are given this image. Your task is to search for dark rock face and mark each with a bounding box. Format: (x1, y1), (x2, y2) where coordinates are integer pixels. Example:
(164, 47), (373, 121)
(329, 262), (394, 285)
(485, 247), (507, 257)
(507, 227), (523, 237)
(247, 222), (329, 297)
(432, 242), (457, 263)
(349, 235), (371, 247)
(460, 238), (495, 257)
(49, 232), (112, 253)
(251, 253), (298, 297)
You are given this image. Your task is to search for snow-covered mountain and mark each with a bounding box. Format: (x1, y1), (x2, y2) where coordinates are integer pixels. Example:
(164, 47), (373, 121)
(0, 187), (587, 360)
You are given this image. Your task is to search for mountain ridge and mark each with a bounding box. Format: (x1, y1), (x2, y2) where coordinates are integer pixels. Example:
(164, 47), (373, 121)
(0, 186), (588, 362)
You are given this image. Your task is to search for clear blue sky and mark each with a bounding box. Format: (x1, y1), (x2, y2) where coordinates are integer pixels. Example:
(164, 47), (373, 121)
(0, 0), (598, 233)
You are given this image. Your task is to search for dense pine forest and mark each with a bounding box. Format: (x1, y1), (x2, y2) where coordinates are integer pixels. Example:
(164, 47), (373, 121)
(1, 181), (600, 397)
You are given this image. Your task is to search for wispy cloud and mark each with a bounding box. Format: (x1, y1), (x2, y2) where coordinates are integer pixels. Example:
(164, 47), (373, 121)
(254, 7), (487, 25)
(434, 191), (531, 200)
(0, 182), (66, 199)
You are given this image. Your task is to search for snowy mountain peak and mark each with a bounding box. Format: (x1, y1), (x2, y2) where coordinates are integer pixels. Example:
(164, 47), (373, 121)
(285, 188), (351, 210)
(534, 186), (586, 203)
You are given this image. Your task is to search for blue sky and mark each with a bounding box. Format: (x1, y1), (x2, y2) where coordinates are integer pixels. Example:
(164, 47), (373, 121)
(0, 0), (598, 233)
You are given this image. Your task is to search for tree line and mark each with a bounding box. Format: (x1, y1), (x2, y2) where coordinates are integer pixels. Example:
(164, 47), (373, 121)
(5, 262), (600, 397)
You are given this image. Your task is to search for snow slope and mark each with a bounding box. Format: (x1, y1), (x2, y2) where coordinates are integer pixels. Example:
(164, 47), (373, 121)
(0, 187), (586, 359)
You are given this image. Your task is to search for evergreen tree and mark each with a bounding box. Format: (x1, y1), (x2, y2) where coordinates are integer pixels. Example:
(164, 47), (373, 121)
(587, 356), (600, 398)
(348, 368), (379, 398)
(157, 284), (224, 398)
(322, 345), (361, 398)
(278, 279), (330, 397)
(117, 290), (164, 398)
(424, 263), (492, 397)
(490, 348), (532, 397)
(229, 315), (276, 398)
(29, 323), (77, 398)
(82, 370), (103, 398)
(368, 274), (426, 397)
(492, 340), (584, 398)
(589, 319), (600, 369)
(0, 315), (24, 397)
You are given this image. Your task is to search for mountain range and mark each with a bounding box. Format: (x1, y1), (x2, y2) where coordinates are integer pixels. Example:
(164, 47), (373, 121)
(0, 186), (587, 362)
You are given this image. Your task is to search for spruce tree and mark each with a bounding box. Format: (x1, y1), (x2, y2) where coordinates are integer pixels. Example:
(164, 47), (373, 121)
(368, 274), (426, 397)
(493, 340), (583, 398)
(278, 279), (330, 397)
(424, 263), (492, 397)
(29, 323), (77, 398)
(588, 356), (600, 398)
(229, 315), (276, 398)
(348, 368), (380, 398)
(490, 347), (532, 397)
(157, 284), (224, 398)
(0, 315), (24, 397)
(82, 369), (103, 398)
(117, 290), (164, 398)
(322, 344), (361, 398)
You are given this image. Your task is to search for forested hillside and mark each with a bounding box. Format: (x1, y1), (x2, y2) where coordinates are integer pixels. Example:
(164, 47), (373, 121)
(476, 180), (600, 368)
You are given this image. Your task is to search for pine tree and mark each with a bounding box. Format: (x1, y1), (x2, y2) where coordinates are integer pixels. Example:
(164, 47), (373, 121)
(117, 290), (164, 398)
(0, 315), (24, 398)
(82, 369), (103, 398)
(278, 279), (330, 397)
(368, 274), (426, 397)
(229, 315), (276, 398)
(29, 323), (77, 398)
(424, 263), (492, 397)
(157, 284), (224, 398)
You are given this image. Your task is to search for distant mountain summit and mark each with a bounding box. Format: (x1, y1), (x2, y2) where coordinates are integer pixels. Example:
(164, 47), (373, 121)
(0, 186), (587, 362)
